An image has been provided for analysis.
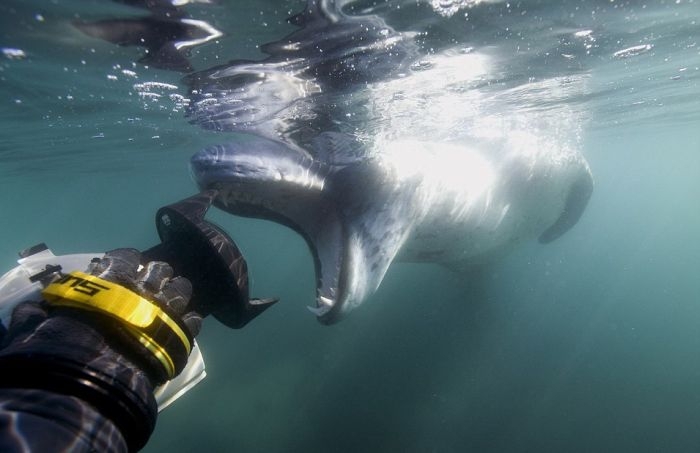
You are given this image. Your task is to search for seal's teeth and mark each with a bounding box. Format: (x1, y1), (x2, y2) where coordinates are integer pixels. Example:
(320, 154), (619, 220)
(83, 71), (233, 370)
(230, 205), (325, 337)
(318, 295), (334, 307)
(307, 305), (331, 316)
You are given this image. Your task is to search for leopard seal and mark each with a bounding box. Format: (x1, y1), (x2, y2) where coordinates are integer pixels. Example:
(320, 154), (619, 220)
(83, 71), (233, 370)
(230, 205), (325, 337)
(186, 0), (594, 324)
(190, 131), (593, 325)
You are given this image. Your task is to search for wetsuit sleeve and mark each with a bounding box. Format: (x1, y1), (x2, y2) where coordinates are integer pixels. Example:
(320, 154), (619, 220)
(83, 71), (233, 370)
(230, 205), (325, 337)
(0, 389), (129, 453)
(0, 300), (158, 453)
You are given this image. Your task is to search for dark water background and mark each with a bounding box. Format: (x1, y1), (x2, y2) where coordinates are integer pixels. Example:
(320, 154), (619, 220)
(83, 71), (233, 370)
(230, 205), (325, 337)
(1, 0), (699, 451)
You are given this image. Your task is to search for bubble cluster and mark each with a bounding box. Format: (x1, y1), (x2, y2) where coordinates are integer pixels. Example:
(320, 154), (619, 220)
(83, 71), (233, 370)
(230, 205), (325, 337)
(131, 81), (189, 112)
(429, 0), (486, 18)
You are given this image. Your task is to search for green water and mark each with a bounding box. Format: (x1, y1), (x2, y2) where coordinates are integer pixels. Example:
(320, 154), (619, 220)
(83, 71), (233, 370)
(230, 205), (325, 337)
(1, 1), (700, 451)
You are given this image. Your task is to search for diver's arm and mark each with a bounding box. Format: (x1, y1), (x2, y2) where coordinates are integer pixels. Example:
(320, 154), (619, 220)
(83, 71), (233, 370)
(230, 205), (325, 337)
(0, 350), (151, 453)
(0, 249), (200, 452)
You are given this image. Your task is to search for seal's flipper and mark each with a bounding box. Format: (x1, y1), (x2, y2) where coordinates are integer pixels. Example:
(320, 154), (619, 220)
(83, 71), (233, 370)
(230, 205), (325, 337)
(539, 170), (594, 244)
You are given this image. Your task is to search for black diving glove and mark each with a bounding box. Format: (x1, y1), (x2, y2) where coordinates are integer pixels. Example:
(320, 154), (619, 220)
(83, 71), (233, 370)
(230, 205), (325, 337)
(0, 248), (202, 451)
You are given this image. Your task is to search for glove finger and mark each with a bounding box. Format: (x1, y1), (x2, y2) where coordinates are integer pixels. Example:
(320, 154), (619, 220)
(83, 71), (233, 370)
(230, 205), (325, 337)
(4, 301), (49, 344)
(136, 261), (173, 296)
(182, 311), (202, 337)
(89, 248), (141, 288)
(154, 276), (192, 314)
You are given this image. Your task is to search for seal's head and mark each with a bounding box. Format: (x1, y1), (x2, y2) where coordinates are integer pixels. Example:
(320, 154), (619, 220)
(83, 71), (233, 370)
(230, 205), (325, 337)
(190, 137), (400, 324)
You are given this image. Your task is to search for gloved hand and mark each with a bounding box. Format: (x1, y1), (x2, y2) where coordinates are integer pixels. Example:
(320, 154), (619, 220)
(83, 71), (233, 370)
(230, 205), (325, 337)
(0, 248), (202, 451)
(1, 248), (202, 384)
(90, 248), (201, 337)
(82, 247), (202, 383)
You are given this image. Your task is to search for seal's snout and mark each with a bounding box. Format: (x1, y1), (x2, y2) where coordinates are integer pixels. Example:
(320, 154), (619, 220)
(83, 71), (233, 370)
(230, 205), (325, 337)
(190, 146), (224, 189)
(190, 146), (220, 168)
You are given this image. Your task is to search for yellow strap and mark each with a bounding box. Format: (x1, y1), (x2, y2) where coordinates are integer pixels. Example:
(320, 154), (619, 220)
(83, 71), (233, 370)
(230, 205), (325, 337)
(42, 271), (191, 379)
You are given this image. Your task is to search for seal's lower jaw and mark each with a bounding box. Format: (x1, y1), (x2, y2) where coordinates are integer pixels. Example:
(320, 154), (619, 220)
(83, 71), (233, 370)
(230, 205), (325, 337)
(306, 280), (359, 325)
(310, 293), (353, 325)
(311, 300), (342, 325)
(308, 233), (385, 325)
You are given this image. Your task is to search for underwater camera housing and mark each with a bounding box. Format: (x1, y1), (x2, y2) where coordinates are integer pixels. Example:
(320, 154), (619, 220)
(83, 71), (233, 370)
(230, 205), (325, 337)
(0, 190), (277, 410)
(143, 190), (277, 328)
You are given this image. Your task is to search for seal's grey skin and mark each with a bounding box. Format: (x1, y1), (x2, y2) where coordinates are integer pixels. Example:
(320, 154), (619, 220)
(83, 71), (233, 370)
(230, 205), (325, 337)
(191, 134), (593, 324)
